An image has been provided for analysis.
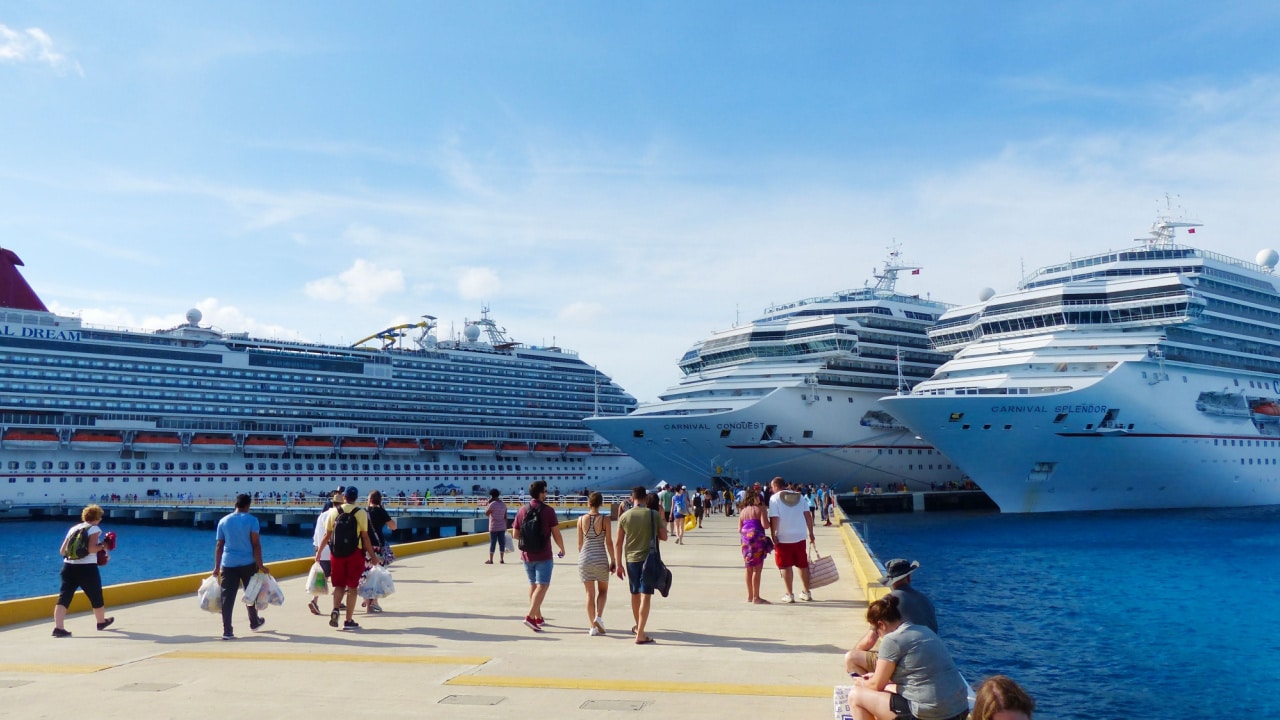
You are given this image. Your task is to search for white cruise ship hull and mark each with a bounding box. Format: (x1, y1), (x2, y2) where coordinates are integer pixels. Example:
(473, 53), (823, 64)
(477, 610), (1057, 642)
(883, 363), (1280, 513)
(589, 385), (965, 491)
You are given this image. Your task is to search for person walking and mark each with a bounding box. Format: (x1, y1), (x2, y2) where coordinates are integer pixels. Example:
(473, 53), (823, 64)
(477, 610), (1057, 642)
(671, 485), (689, 544)
(614, 486), (667, 644)
(315, 485), (380, 631)
(576, 491), (616, 636)
(737, 486), (771, 604)
(768, 477), (815, 603)
(484, 488), (508, 564)
(52, 504), (114, 638)
(309, 488), (343, 615)
(513, 480), (566, 631)
(363, 490), (396, 613)
(213, 493), (268, 640)
(657, 483), (674, 534)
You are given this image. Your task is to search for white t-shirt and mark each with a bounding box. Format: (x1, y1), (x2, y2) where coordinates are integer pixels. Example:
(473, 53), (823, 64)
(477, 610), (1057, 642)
(313, 507), (337, 561)
(768, 491), (810, 544)
(62, 522), (101, 565)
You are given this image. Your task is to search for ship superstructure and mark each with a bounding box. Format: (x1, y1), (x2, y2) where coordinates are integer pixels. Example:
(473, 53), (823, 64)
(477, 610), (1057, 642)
(587, 248), (965, 490)
(883, 207), (1280, 512)
(0, 250), (650, 503)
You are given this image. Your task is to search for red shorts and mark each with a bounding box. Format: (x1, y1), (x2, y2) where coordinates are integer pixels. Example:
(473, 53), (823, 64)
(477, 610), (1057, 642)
(330, 552), (365, 589)
(773, 540), (809, 570)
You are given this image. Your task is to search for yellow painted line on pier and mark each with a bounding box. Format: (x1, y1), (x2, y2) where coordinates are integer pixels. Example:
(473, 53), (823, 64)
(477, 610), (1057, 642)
(161, 650), (491, 666)
(445, 674), (831, 698)
(0, 663), (114, 674)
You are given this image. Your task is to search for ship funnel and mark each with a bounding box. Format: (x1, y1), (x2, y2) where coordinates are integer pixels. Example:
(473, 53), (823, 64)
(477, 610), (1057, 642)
(0, 249), (50, 312)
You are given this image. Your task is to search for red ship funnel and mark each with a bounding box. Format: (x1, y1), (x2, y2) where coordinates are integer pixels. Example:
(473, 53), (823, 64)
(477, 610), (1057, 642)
(0, 248), (50, 312)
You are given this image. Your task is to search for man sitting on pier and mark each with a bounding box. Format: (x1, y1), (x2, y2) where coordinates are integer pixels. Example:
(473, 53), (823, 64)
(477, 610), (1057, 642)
(845, 558), (938, 676)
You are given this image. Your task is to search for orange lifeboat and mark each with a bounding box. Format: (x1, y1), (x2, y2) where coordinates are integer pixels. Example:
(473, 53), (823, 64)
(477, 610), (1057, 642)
(501, 441), (531, 455)
(70, 430), (124, 452)
(2, 428), (61, 450)
(420, 439), (445, 452)
(293, 437), (335, 455)
(564, 443), (594, 456)
(132, 432), (181, 452)
(340, 437), (379, 454)
(1252, 400), (1280, 417)
(190, 434), (236, 453)
(533, 442), (563, 457)
(462, 440), (497, 456)
(243, 436), (287, 454)
(381, 438), (420, 455)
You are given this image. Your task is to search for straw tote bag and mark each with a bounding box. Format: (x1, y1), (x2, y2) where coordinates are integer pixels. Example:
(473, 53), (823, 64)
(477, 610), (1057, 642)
(807, 541), (839, 589)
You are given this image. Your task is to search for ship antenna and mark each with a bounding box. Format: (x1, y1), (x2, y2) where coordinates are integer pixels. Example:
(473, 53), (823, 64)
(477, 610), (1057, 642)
(1143, 192), (1202, 248)
(873, 240), (918, 297)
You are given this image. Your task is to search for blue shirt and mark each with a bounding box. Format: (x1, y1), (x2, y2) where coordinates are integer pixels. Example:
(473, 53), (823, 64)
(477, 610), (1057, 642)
(216, 511), (261, 568)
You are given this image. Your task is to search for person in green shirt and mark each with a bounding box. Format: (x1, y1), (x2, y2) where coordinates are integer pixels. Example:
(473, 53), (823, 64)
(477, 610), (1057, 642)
(614, 485), (668, 644)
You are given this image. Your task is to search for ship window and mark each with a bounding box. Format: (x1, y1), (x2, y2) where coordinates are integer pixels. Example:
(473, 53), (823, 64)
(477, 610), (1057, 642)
(1183, 376), (1187, 382)
(1085, 424), (1094, 430)
(363, 464), (370, 471)
(803, 430), (814, 439)
(633, 429), (644, 438)
(75, 461), (86, 470)
(1004, 425), (1012, 430)
(152, 462), (160, 470)
(720, 429), (731, 439)
(827, 396), (832, 402)
(962, 424), (970, 430)
(58, 461), (69, 470)
(5, 462), (14, 470)
(1053, 413), (1068, 424)
(983, 425), (992, 430)
(948, 412), (964, 422)
(107, 462), (116, 470)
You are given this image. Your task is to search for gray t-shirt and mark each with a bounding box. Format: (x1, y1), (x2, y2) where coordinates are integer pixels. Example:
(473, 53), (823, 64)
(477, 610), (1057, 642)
(878, 623), (968, 720)
(893, 585), (938, 634)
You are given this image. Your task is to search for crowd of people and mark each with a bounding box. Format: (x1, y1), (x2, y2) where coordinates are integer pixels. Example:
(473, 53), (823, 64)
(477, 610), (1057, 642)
(53, 477), (1034, 718)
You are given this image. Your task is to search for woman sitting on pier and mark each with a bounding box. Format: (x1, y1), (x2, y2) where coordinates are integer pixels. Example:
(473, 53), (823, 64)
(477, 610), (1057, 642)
(847, 595), (968, 720)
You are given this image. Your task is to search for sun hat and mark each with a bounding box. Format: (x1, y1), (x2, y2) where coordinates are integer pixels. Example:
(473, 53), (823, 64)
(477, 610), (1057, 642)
(877, 558), (920, 586)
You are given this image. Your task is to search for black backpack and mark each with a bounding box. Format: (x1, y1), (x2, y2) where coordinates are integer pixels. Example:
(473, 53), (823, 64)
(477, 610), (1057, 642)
(61, 523), (92, 560)
(330, 507), (361, 558)
(518, 504), (547, 553)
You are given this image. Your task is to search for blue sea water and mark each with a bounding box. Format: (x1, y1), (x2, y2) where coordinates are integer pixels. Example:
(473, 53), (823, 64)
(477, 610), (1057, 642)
(855, 506), (1280, 720)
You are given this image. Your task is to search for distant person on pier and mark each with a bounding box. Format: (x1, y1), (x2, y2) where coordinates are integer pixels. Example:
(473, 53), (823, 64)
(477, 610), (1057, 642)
(671, 485), (689, 544)
(737, 485), (771, 604)
(484, 488), (508, 564)
(614, 486), (667, 644)
(847, 595), (968, 720)
(576, 491), (616, 636)
(657, 483), (675, 534)
(971, 675), (1035, 720)
(768, 477), (815, 603)
(315, 485), (381, 631)
(51, 504), (114, 638)
(213, 493), (268, 640)
(846, 558), (938, 675)
(513, 480), (566, 632)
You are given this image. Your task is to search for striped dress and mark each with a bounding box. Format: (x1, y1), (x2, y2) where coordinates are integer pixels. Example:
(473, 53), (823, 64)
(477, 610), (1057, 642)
(577, 513), (611, 583)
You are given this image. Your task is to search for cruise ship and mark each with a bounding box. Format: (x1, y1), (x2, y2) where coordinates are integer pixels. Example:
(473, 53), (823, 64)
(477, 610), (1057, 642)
(0, 248), (651, 504)
(586, 250), (966, 491)
(882, 210), (1280, 513)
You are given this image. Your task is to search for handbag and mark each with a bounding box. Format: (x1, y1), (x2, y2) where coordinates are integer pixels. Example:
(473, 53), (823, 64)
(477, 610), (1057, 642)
(640, 510), (672, 598)
(807, 541), (839, 589)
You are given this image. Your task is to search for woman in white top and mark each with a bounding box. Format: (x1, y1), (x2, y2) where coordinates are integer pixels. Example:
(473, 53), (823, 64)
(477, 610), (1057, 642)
(52, 504), (114, 637)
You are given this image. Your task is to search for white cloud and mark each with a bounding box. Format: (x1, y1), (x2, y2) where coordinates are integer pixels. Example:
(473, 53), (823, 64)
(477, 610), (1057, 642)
(457, 267), (501, 300)
(45, 298), (304, 340)
(304, 259), (405, 304)
(558, 301), (606, 324)
(0, 24), (82, 76)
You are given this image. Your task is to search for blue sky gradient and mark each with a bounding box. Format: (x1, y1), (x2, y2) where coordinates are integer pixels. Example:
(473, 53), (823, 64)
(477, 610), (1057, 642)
(4, 3), (1280, 400)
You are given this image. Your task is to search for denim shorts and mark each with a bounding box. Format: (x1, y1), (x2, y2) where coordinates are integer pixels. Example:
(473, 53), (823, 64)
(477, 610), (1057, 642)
(626, 560), (654, 595)
(524, 558), (554, 585)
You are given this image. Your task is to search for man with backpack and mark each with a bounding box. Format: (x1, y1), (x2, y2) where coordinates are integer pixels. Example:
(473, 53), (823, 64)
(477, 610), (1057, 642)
(314, 485), (380, 631)
(512, 480), (566, 632)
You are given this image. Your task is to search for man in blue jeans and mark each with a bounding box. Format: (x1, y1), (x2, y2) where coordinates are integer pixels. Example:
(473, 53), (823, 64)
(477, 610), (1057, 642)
(615, 486), (668, 644)
(214, 493), (268, 640)
(512, 480), (566, 632)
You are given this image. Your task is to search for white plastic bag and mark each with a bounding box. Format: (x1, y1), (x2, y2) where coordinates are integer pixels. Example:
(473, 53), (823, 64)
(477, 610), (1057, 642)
(305, 562), (328, 597)
(242, 572), (268, 608)
(503, 532), (515, 554)
(358, 566), (395, 599)
(264, 573), (285, 607)
(198, 575), (222, 613)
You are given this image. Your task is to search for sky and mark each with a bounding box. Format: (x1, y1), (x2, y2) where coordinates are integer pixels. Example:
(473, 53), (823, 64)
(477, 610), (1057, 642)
(4, 2), (1280, 402)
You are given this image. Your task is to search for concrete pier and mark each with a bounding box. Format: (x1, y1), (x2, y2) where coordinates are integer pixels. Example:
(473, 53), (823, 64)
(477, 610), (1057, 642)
(0, 515), (871, 718)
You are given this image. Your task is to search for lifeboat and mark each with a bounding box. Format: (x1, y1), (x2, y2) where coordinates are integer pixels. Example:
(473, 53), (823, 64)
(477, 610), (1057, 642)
(293, 437), (335, 455)
(190, 434), (236, 453)
(339, 437), (379, 454)
(70, 430), (124, 452)
(462, 440), (497, 456)
(132, 432), (181, 452)
(564, 443), (594, 456)
(381, 438), (420, 455)
(533, 442), (563, 457)
(501, 441), (531, 455)
(1251, 400), (1280, 417)
(2, 428), (61, 450)
(420, 440), (445, 452)
(243, 436), (287, 454)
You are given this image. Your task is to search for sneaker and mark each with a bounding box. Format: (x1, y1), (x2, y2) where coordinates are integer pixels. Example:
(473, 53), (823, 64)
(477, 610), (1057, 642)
(781, 593), (795, 604)
(250, 617), (266, 631)
(329, 610), (340, 628)
(307, 598), (320, 615)
(221, 632), (235, 641)
(96, 617), (115, 631)
(342, 620), (360, 631)
(523, 616), (541, 632)
(52, 628), (72, 638)
(593, 617), (606, 635)
(533, 617), (545, 627)
(589, 626), (600, 636)
(799, 591), (813, 602)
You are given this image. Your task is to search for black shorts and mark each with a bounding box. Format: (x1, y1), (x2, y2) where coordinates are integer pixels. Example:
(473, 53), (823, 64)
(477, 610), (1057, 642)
(57, 562), (105, 609)
(889, 693), (916, 720)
